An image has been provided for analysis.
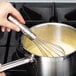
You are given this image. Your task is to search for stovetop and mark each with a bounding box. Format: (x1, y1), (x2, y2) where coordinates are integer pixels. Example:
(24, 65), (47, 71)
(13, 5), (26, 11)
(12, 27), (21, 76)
(0, 3), (76, 76)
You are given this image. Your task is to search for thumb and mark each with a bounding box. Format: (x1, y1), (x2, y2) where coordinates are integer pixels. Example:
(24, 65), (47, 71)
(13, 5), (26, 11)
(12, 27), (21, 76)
(0, 64), (1, 67)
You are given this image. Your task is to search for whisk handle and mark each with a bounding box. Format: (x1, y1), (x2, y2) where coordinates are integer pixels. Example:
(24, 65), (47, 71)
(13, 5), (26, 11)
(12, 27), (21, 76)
(8, 16), (36, 40)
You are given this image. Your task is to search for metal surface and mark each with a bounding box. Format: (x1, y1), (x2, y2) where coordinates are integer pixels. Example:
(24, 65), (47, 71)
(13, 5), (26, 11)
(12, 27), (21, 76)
(8, 0), (53, 3)
(0, 57), (33, 72)
(21, 22), (76, 76)
(7, 0), (76, 3)
(0, 22), (76, 76)
(8, 16), (36, 40)
(22, 23), (76, 57)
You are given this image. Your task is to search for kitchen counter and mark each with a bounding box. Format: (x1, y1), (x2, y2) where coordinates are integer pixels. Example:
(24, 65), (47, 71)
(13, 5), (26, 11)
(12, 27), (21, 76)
(8, 0), (76, 3)
(0, 0), (76, 3)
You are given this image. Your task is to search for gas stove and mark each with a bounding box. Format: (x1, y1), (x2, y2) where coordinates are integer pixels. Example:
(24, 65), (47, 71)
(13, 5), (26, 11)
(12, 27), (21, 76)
(0, 2), (76, 76)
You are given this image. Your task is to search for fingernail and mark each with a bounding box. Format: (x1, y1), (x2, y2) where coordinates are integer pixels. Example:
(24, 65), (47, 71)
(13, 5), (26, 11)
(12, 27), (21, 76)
(23, 20), (25, 24)
(22, 21), (25, 24)
(16, 28), (20, 32)
(2, 29), (5, 32)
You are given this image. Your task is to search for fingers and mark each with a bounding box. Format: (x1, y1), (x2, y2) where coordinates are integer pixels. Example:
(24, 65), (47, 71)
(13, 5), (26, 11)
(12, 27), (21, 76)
(0, 72), (6, 76)
(1, 18), (20, 32)
(5, 20), (20, 32)
(0, 2), (25, 32)
(1, 19), (20, 32)
(0, 64), (6, 76)
(10, 7), (25, 24)
(6, 28), (11, 32)
(1, 27), (11, 32)
(1, 26), (5, 32)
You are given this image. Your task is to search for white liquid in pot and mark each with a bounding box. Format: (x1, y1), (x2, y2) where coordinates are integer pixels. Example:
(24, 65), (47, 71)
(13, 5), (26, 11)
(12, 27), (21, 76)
(22, 37), (75, 57)
(22, 24), (76, 57)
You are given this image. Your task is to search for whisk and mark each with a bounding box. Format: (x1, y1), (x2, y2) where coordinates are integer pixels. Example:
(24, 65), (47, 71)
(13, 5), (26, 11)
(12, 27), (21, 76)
(8, 16), (65, 57)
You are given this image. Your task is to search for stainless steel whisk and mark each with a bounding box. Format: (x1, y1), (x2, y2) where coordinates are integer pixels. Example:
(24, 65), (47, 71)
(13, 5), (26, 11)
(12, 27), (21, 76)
(8, 16), (65, 57)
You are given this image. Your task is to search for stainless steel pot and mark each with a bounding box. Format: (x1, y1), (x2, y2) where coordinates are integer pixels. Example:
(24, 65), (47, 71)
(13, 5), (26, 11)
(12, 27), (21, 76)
(0, 23), (76, 76)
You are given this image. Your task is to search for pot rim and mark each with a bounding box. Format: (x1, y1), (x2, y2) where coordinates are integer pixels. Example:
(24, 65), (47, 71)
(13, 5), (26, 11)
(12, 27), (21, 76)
(30, 22), (76, 31)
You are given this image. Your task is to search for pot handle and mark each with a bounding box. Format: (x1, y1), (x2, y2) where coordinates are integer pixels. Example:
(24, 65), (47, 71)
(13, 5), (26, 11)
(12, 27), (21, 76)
(0, 55), (34, 72)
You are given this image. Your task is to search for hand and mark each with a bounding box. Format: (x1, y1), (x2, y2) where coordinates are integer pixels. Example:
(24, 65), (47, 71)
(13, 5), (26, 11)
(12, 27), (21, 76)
(0, 71), (5, 76)
(0, 64), (6, 76)
(0, 1), (25, 32)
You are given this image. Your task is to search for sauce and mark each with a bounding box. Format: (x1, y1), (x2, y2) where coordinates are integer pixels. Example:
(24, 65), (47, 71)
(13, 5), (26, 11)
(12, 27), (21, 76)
(22, 37), (75, 57)
(22, 24), (76, 57)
